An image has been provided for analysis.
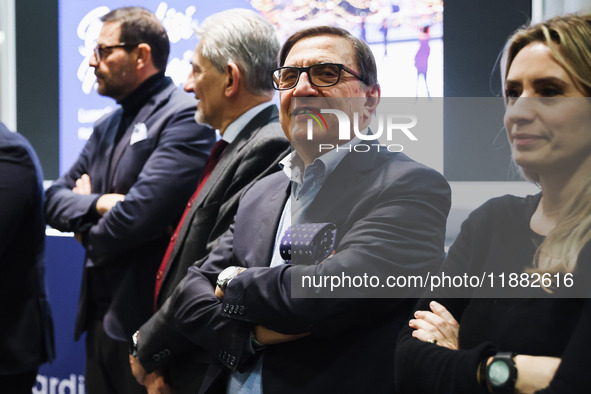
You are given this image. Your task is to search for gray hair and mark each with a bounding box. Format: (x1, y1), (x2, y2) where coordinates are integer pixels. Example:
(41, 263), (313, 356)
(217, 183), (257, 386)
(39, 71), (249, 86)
(196, 9), (279, 95)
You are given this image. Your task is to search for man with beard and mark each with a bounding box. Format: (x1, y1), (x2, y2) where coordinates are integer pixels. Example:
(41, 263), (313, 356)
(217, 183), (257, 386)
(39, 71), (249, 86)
(45, 7), (215, 394)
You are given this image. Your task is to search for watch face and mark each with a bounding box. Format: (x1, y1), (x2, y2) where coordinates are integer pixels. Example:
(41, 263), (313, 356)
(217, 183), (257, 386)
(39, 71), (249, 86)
(489, 360), (511, 386)
(219, 266), (238, 282)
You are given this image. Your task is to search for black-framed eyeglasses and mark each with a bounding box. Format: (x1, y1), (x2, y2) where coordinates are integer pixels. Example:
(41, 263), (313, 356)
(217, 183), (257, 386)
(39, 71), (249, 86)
(272, 63), (364, 90)
(93, 43), (139, 62)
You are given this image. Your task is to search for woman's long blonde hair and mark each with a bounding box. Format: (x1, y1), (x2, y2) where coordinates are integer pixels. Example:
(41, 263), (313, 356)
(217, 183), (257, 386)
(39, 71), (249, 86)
(502, 14), (591, 274)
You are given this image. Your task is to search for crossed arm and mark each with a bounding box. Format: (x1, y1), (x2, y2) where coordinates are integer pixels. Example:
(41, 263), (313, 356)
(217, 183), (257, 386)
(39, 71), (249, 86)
(409, 300), (561, 393)
(70, 173), (124, 242)
(45, 108), (214, 262)
(130, 265), (306, 393)
(130, 161), (451, 390)
(72, 173), (124, 216)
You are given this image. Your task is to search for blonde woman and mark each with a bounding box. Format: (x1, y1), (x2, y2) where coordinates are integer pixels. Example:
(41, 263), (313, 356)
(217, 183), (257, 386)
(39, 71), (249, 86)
(395, 14), (591, 394)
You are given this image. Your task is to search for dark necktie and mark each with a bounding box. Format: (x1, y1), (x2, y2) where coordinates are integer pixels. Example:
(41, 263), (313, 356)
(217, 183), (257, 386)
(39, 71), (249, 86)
(154, 139), (229, 308)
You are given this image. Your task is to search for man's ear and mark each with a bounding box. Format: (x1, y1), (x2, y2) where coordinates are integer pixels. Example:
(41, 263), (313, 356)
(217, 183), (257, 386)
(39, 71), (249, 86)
(135, 43), (152, 69)
(224, 63), (241, 97)
(363, 84), (381, 118)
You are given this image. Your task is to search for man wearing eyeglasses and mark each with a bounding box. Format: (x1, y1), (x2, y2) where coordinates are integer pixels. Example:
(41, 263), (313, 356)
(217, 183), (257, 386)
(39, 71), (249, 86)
(45, 7), (215, 394)
(131, 26), (450, 394)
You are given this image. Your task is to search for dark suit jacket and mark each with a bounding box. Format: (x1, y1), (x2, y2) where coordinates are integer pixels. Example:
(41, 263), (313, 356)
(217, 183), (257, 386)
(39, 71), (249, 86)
(148, 104), (290, 393)
(0, 123), (55, 375)
(155, 104), (290, 306)
(45, 78), (216, 341)
(138, 146), (451, 393)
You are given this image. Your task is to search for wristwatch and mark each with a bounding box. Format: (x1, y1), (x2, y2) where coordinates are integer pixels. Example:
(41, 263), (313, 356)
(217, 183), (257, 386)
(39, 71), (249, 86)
(486, 352), (518, 393)
(216, 266), (244, 293)
(250, 331), (266, 351)
(129, 330), (139, 358)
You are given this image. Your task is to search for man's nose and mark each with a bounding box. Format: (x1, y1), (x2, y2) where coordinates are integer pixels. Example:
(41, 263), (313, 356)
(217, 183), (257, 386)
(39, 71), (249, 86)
(292, 71), (319, 97)
(184, 72), (195, 93)
(89, 51), (99, 68)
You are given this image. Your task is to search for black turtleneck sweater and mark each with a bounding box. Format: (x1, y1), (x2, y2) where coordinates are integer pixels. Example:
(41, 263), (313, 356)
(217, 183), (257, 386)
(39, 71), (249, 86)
(113, 71), (169, 146)
(395, 194), (590, 394)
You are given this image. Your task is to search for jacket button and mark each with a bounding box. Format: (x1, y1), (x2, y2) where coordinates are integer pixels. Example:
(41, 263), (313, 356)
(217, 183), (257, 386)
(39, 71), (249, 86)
(238, 306), (245, 315)
(223, 304), (229, 313)
(152, 354), (161, 362)
(229, 356), (236, 366)
(229, 305), (235, 314)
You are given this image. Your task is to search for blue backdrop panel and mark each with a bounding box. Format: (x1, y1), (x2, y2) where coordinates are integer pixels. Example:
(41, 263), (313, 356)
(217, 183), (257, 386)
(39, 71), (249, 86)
(34, 235), (86, 394)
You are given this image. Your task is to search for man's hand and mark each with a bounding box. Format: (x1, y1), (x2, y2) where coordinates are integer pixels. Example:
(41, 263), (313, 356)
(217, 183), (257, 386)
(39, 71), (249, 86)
(129, 354), (147, 385)
(72, 174), (92, 195)
(254, 325), (309, 345)
(144, 370), (177, 394)
(212, 268), (309, 345)
(71, 173), (125, 216)
(96, 193), (125, 216)
(215, 267), (246, 299)
(214, 285), (224, 300)
(74, 232), (84, 244)
(129, 355), (176, 394)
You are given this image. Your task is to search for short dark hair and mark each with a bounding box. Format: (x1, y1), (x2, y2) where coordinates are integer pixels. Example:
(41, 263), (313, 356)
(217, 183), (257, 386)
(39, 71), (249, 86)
(101, 7), (170, 70)
(278, 26), (378, 87)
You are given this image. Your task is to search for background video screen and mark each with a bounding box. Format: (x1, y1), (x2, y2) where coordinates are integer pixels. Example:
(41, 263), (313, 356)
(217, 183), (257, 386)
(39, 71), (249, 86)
(58, 0), (443, 174)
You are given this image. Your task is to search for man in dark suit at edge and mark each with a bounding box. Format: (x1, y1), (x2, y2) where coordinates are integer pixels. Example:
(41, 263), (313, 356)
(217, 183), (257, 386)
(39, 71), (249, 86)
(131, 26), (451, 394)
(128, 8), (290, 393)
(44, 7), (215, 394)
(0, 123), (54, 393)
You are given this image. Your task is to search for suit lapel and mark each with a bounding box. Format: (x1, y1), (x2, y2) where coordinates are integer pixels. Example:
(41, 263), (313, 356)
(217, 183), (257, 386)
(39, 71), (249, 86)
(251, 175), (290, 267)
(194, 105), (278, 207)
(169, 105), (279, 264)
(96, 111), (123, 193)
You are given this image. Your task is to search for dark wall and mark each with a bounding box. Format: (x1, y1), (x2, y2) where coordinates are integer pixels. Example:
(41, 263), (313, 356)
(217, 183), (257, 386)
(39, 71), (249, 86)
(16, 0), (59, 180)
(443, 0), (532, 180)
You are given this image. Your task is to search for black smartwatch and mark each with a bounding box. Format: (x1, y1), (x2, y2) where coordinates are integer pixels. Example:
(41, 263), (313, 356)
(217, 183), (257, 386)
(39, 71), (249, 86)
(486, 352), (517, 393)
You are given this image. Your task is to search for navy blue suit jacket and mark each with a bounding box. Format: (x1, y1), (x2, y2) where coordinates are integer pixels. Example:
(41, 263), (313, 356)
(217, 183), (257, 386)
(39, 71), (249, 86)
(45, 78), (215, 340)
(139, 146), (451, 393)
(0, 123), (54, 374)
